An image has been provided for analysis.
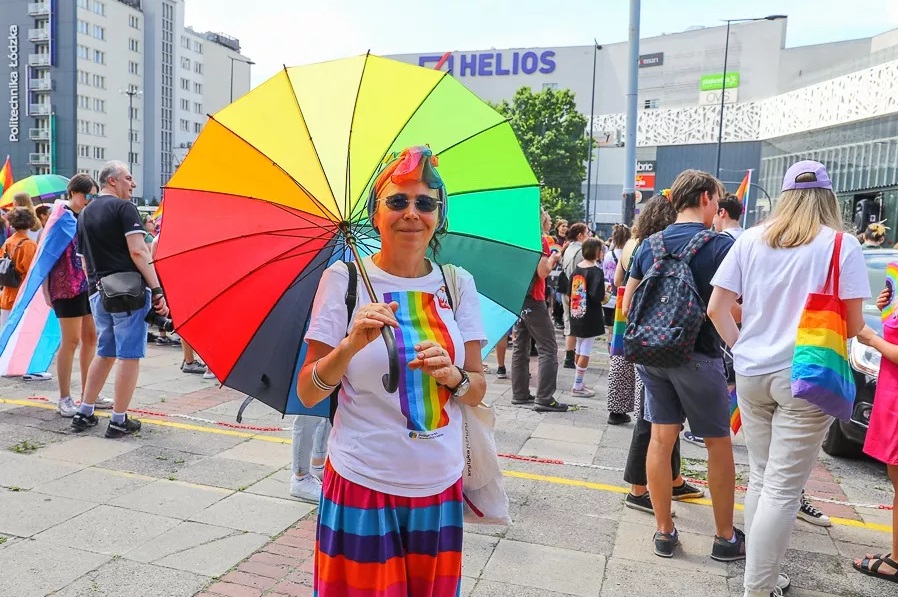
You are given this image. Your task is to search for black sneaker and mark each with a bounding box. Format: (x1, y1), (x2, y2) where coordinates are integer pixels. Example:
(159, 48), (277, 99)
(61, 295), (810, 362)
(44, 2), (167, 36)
(105, 416), (141, 438)
(533, 399), (569, 412)
(563, 358), (575, 369)
(71, 412), (98, 432)
(672, 481), (705, 500)
(608, 412), (632, 425)
(511, 394), (535, 405)
(496, 366), (508, 379)
(711, 527), (746, 561)
(625, 492), (654, 514)
(653, 529), (679, 558)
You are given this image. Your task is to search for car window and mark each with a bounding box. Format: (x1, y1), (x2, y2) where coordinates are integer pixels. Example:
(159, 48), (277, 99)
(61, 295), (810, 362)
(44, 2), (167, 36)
(863, 250), (896, 334)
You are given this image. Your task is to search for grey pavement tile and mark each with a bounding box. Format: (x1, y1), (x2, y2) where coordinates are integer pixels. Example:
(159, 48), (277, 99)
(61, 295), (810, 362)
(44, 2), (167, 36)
(215, 438), (293, 467)
(472, 579), (581, 597)
(189, 491), (316, 535)
(35, 435), (142, 466)
(464, 501), (524, 539)
(95, 444), (206, 478)
(0, 490), (97, 537)
(35, 504), (181, 555)
(190, 397), (269, 418)
(494, 428), (533, 454)
(611, 521), (728, 577)
(530, 421), (603, 445)
(505, 504), (618, 555)
(779, 549), (862, 596)
(32, 467), (156, 503)
(0, 419), (72, 449)
(130, 423), (249, 456)
(109, 479), (232, 519)
(244, 467), (294, 499)
(141, 375), (215, 394)
(525, 476), (625, 520)
(52, 557), (209, 597)
(481, 539), (605, 597)
(463, 532), (500, 578)
(0, 451), (84, 490)
(460, 575), (476, 597)
(788, 528), (839, 555)
(0, 538), (111, 597)
(501, 473), (537, 505)
(602, 556), (730, 596)
(590, 446), (629, 470)
(518, 437), (598, 463)
(175, 456), (279, 490)
(125, 521), (268, 576)
(826, 520), (891, 548)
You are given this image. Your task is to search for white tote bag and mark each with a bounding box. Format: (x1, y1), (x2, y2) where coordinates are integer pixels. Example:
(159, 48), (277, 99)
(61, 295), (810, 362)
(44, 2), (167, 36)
(443, 265), (512, 525)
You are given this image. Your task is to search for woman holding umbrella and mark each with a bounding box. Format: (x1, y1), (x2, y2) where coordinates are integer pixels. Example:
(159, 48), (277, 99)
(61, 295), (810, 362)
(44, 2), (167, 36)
(298, 146), (487, 596)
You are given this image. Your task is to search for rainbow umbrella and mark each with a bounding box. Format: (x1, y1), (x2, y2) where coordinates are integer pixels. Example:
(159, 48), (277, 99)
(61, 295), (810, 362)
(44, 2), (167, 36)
(154, 53), (542, 415)
(0, 174), (69, 208)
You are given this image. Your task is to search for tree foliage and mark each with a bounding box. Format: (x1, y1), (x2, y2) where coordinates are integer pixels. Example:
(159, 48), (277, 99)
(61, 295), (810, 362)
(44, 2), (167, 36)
(492, 86), (592, 222)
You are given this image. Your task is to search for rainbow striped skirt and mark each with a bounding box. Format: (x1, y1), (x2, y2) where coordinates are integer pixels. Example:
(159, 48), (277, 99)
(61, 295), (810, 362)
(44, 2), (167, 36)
(315, 461), (463, 596)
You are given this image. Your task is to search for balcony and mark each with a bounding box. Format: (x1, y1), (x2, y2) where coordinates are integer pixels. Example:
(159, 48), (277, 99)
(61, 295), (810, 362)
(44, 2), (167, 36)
(27, 2), (50, 16)
(29, 104), (51, 116)
(28, 28), (50, 42)
(28, 153), (50, 166)
(30, 78), (53, 92)
(28, 54), (51, 67)
(29, 128), (50, 141)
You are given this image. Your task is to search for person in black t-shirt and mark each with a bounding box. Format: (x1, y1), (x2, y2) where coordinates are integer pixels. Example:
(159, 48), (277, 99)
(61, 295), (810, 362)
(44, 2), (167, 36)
(568, 238), (605, 398)
(72, 161), (169, 439)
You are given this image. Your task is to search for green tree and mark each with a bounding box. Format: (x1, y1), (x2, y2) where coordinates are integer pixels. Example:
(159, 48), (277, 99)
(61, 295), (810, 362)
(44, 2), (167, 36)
(492, 87), (592, 222)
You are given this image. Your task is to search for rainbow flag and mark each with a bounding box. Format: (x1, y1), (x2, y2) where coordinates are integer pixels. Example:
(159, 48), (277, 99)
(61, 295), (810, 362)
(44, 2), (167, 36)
(734, 170), (750, 201)
(609, 286), (626, 356)
(0, 156), (12, 194)
(729, 387), (741, 435)
(0, 201), (76, 375)
(152, 200), (164, 221)
(883, 262), (898, 321)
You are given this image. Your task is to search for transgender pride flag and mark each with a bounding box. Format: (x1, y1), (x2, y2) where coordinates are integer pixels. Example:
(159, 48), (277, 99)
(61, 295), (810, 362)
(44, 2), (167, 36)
(0, 201), (77, 376)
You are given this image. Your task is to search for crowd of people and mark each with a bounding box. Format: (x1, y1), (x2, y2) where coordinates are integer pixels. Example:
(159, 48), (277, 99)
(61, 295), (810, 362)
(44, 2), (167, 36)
(2, 151), (896, 596)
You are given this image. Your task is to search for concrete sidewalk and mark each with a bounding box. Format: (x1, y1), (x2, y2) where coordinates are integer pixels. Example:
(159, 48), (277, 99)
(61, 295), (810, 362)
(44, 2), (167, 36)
(0, 340), (892, 596)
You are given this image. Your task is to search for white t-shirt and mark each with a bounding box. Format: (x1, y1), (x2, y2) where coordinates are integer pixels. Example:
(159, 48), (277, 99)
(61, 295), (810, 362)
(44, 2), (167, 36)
(722, 227), (745, 240)
(304, 257), (487, 497)
(711, 225), (871, 376)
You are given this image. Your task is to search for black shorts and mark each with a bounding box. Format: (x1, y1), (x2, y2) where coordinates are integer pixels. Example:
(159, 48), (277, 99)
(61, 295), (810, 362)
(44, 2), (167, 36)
(52, 293), (91, 318)
(602, 307), (615, 326)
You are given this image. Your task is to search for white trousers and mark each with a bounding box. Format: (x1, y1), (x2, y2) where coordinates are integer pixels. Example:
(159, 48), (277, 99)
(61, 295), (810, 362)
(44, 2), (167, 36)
(736, 368), (832, 597)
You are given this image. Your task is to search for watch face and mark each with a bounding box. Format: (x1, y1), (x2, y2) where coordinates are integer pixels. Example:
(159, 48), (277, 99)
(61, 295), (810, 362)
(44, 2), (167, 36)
(454, 378), (471, 397)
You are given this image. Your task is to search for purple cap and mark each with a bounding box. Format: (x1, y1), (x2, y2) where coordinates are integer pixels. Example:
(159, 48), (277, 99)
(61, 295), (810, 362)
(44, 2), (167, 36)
(782, 160), (832, 191)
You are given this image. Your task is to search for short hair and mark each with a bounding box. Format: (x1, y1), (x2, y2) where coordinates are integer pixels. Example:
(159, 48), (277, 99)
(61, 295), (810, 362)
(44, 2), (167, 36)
(670, 169), (723, 212)
(718, 194), (743, 221)
(98, 161), (129, 187)
(581, 238), (602, 261)
(35, 204), (52, 219)
(565, 222), (588, 241)
(12, 192), (33, 209)
(67, 173), (97, 195)
(7, 207), (36, 231)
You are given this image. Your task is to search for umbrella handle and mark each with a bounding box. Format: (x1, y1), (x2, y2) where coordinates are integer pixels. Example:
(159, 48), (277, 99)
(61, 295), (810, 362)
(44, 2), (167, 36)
(380, 326), (400, 393)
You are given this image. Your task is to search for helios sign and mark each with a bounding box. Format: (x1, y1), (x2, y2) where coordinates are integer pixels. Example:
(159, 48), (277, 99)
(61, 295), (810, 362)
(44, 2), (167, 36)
(418, 50), (556, 77)
(7, 25), (19, 143)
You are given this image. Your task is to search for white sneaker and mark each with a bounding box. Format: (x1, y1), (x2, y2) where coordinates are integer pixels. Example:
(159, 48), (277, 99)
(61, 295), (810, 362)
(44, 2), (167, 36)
(798, 493), (832, 527)
(571, 387), (596, 397)
(776, 572), (791, 592)
(56, 396), (77, 418)
(94, 395), (114, 409)
(310, 463), (325, 481)
(290, 473), (322, 503)
(203, 366), (217, 380)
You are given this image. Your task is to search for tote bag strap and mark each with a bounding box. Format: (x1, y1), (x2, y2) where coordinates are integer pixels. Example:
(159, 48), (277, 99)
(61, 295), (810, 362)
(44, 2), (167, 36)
(823, 232), (843, 297)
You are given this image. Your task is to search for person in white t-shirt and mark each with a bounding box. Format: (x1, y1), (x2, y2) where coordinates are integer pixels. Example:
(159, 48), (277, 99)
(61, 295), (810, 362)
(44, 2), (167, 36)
(298, 146), (487, 596)
(708, 160), (870, 597)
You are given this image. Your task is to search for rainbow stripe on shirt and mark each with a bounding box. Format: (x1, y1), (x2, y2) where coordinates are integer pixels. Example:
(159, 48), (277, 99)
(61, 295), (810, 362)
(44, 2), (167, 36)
(385, 290), (456, 431)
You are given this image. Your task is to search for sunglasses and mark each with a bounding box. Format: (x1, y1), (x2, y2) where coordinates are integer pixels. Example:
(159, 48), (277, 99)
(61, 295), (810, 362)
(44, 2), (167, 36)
(85, 194), (98, 201)
(380, 194), (441, 213)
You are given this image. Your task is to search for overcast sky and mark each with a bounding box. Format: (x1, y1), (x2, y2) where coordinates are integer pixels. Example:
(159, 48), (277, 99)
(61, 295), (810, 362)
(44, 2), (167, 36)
(184, 0), (898, 86)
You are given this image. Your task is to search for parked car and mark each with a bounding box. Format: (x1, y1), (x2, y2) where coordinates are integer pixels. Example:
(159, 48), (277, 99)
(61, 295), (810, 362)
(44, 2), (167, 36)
(821, 248), (896, 456)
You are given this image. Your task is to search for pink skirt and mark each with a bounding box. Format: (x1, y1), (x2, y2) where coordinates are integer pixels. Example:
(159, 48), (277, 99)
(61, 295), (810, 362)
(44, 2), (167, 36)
(864, 319), (898, 465)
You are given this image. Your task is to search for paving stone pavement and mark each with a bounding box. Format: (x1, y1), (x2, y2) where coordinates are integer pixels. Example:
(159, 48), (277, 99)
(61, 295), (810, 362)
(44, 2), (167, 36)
(0, 338), (892, 596)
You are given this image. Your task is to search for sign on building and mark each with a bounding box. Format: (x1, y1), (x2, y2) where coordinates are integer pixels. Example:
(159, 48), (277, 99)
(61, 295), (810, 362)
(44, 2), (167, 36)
(638, 52), (664, 68)
(418, 50), (556, 77)
(636, 160), (656, 190)
(699, 72), (740, 91)
(698, 88), (740, 105)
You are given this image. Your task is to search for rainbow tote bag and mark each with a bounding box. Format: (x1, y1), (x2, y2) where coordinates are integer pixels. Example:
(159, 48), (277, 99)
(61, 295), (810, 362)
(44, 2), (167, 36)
(790, 232), (856, 420)
(609, 286), (627, 356)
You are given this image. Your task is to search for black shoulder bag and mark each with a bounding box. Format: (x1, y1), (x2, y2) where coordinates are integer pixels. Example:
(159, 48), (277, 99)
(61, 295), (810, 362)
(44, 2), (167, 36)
(0, 238), (29, 289)
(327, 261), (358, 424)
(98, 272), (147, 314)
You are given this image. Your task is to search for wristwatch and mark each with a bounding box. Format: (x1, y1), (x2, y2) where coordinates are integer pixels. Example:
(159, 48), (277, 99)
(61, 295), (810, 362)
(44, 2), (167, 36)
(445, 366), (470, 398)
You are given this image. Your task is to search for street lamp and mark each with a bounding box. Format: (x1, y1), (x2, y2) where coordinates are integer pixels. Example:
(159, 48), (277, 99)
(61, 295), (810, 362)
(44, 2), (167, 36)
(120, 86), (142, 175)
(714, 15), (786, 177)
(228, 56), (255, 103)
(585, 40), (603, 223)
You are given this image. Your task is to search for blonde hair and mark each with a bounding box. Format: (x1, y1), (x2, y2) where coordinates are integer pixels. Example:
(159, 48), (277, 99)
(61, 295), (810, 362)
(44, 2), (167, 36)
(12, 192), (41, 232)
(763, 187), (843, 248)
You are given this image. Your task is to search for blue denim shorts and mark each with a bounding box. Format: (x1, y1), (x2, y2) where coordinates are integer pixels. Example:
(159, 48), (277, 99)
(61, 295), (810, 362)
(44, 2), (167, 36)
(637, 353), (731, 438)
(90, 290), (152, 359)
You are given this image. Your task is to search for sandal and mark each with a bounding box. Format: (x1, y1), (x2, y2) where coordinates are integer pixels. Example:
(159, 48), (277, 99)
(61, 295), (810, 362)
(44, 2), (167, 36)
(853, 553), (898, 583)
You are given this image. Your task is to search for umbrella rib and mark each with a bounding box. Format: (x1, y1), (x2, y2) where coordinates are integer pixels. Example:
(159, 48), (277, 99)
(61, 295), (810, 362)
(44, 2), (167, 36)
(169, 232), (340, 332)
(199, 115), (339, 223)
(439, 229), (546, 255)
(344, 52), (372, 222)
(437, 118), (507, 156)
(447, 182), (539, 199)
(282, 65), (344, 222)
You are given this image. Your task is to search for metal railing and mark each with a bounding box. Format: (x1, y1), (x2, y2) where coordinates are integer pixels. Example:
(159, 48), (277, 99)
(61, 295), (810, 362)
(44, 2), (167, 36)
(27, 54), (51, 67)
(29, 104), (51, 116)
(29, 128), (50, 141)
(28, 29), (50, 42)
(27, 2), (50, 16)
(28, 153), (50, 165)
(30, 78), (52, 91)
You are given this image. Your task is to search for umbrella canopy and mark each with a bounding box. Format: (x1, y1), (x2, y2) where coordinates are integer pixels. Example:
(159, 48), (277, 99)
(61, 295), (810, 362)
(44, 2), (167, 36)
(0, 174), (69, 208)
(155, 53), (542, 415)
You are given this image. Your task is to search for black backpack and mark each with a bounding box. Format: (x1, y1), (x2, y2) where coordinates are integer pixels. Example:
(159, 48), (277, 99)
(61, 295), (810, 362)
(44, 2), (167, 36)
(623, 229), (715, 368)
(0, 238), (29, 289)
